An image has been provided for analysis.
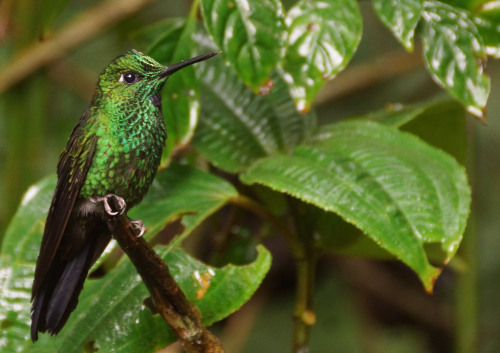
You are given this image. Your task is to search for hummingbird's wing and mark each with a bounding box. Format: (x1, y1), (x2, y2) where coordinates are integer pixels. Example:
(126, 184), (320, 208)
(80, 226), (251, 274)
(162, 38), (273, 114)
(31, 109), (97, 298)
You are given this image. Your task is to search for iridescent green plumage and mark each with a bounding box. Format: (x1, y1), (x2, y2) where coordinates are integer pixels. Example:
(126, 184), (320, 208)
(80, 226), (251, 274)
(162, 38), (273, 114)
(31, 50), (217, 342)
(79, 50), (168, 206)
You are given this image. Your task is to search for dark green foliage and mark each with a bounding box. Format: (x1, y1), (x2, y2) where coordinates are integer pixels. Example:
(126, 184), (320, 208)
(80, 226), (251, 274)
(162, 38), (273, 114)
(1, 0), (499, 351)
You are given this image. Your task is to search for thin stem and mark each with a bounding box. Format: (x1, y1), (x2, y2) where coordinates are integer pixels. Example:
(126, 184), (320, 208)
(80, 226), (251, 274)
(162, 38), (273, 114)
(288, 198), (318, 353)
(293, 251), (318, 353)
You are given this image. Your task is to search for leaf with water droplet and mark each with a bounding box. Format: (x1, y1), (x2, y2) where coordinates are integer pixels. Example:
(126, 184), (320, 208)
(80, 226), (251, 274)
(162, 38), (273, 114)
(241, 120), (470, 291)
(0, 163), (245, 352)
(472, 14), (500, 58)
(200, 0), (285, 92)
(192, 33), (316, 173)
(280, 0), (362, 113)
(421, 1), (490, 120)
(373, 0), (423, 51)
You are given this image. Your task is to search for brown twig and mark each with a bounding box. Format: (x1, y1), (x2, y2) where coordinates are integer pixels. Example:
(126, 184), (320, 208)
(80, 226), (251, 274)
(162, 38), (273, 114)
(103, 195), (224, 353)
(0, 0), (157, 94)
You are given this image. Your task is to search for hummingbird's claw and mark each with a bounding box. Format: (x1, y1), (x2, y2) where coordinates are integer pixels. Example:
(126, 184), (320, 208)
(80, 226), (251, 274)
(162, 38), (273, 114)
(129, 219), (146, 238)
(104, 194), (126, 215)
(90, 194), (126, 216)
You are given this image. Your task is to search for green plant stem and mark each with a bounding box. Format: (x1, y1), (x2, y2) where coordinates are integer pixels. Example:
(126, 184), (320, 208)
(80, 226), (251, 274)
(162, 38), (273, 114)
(293, 251), (318, 353)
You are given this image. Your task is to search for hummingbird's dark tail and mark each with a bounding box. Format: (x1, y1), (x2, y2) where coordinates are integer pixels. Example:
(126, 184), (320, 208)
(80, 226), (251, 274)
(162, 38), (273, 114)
(31, 225), (111, 341)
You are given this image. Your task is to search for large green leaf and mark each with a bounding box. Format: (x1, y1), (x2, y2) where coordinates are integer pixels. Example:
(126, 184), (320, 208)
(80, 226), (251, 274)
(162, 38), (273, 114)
(26, 246), (271, 353)
(200, 0), (285, 92)
(280, 0), (362, 112)
(241, 121), (470, 291)
(146, 17), (204, 167)
(421, 1), (490, 119)
(192, 38), (316, 173)
(0, 176), (56, 353)
(373, 0), (423, 51)
(0, 163), (258, 352)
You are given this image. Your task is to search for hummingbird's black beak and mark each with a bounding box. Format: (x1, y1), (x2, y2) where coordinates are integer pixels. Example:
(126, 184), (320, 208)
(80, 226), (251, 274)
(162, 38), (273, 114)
(159, 52), (220, 78)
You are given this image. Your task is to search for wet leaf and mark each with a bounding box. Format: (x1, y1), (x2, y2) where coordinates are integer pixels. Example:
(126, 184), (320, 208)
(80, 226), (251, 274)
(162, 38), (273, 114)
(26, 246), (271, 353)
(192, 34), (316, 173)
(472, 15), (500, 58)
(200, 0), (285, 92)
(421, 1), (490, 119)
(373, 0), (423, 51)
(0, 163), (245, 351)
(280, 0), (362, 112)
(0, 176), (56, 353)
(241, 121), (470, 291)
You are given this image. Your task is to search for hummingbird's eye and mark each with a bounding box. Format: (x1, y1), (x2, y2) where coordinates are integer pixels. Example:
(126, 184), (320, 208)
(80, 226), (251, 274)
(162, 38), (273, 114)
(119, 72), (142, 85)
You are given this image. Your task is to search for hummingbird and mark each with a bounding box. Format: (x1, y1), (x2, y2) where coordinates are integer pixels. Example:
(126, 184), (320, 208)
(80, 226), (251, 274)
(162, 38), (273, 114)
(31, 49), (217, 341)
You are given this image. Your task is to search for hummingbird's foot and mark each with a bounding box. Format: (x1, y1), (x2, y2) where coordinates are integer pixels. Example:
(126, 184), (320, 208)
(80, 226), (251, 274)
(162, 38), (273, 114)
(129, 219), (146, 238)
(91, 194), (126, 216)
(103, 194), (127, 215)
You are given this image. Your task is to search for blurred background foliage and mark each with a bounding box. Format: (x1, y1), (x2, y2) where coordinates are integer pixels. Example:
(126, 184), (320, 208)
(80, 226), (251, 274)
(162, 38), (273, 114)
(0, 0), (499, 352)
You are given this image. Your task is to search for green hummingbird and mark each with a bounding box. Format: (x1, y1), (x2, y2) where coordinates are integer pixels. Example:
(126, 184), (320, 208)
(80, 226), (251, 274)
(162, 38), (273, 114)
(31, 49), (217, 341)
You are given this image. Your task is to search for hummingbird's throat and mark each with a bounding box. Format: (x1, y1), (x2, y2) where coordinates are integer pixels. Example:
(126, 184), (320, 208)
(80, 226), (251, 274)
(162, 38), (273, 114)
(150, 94), (162, 108)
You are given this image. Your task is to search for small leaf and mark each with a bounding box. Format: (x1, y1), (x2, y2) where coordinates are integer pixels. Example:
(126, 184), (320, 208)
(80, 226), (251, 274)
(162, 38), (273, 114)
(421, 1), (490, 119)
(131, 18), (185, 48)
(192, 34), (316, 173)
(241, 121), (470, 291)
(281, 0), (362, 112)
(353, 96), (454, 127)
(373, 0), (423, 51)
(472, 15), (500, 58)
(200, 0), (285, 92)
(147, 18), (203, 167)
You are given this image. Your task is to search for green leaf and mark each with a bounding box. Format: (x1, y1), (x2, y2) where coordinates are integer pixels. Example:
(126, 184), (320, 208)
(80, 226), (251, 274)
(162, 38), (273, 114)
(241, 121), (471, 291)
(147, 17), (203, 167)
(0, 163), (242, 351)
(352, 97), (451, 127)
(280, 0), (362, 112)
(131, 18), (185, 49)
(192, 38), (316, 173)
(27, 246), (271, 352)
(130, 162), (238, 242)
(0, 176), (56, 353)
(401, 99), (468, 164)
(472, 15), (500, 58)
(373, 0), (423, 51)
(200, 0), (285, 92)
(421, 1), (490, 119)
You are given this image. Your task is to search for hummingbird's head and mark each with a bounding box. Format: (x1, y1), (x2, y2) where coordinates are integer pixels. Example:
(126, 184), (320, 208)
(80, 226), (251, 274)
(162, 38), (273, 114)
(96, 49), (218, 102)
